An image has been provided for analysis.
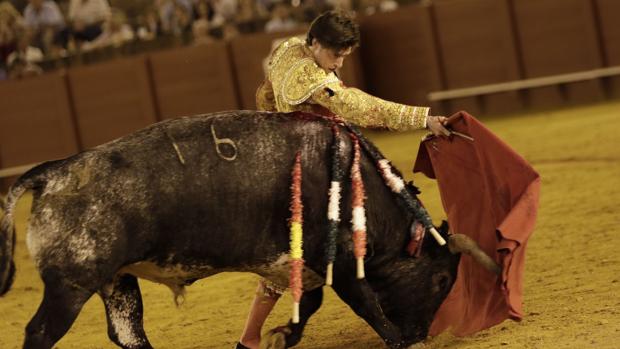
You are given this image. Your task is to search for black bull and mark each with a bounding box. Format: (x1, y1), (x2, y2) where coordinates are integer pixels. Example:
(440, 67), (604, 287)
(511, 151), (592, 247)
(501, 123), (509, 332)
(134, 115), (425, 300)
(0, 111), (499, 349)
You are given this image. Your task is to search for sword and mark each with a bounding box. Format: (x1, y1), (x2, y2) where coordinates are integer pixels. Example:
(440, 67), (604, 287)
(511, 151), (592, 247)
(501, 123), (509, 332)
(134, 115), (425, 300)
(449, 130), (474, 141)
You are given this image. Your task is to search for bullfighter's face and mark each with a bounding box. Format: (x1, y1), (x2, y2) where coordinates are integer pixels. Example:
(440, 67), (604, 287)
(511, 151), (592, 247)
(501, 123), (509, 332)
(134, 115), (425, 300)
(309, 39), (353, 74)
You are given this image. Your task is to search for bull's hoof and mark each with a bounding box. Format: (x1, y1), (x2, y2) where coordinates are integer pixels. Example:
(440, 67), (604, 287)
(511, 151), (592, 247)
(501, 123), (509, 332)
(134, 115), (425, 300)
(259, 326), (291, 349)
(406, 342), (427, 349)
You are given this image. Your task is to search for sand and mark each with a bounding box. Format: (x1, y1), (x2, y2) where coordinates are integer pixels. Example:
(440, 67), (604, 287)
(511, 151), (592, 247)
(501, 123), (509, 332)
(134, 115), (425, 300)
(1, 101), (619, 349)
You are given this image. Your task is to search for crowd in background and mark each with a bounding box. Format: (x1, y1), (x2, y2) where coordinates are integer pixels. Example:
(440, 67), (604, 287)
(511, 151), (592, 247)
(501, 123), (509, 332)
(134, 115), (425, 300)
(0, 0), (412, 80)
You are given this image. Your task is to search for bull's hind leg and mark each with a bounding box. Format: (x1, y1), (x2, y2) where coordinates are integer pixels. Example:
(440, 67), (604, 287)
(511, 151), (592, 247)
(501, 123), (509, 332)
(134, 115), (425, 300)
(99, 274), (153, 349)
(23, 275), (94, 349)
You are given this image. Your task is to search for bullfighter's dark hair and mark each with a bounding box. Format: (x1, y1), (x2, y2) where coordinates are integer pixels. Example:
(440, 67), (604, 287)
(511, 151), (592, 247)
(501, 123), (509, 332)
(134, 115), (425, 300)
(306, 11), (360, 51)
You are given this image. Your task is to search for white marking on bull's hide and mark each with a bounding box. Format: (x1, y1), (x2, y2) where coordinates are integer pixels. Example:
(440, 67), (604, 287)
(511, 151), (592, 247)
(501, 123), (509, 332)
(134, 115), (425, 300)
(70, 203), (107, 263)
(378, 159), (405, 192)
(27, 202), (115, 269)
(26, 207), (53, 259)
(42, 175), (72, 196)
(67, 232), (97, 263)
(352, 206), (366, 231)
(107, 288), (141, 347)
(328, 182), (341, 221)
(211, 124), (238, 161)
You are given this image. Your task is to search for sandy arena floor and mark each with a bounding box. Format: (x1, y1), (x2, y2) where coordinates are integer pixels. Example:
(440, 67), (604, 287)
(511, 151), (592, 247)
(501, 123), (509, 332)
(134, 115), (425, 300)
(1, 101), (619, 348)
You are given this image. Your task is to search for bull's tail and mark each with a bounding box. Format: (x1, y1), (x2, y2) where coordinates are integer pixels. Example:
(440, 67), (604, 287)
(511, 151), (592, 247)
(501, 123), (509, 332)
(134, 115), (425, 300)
(448, 234), (502, 275)
(0, 161), (56, 296)
(1, 184), (23, 296)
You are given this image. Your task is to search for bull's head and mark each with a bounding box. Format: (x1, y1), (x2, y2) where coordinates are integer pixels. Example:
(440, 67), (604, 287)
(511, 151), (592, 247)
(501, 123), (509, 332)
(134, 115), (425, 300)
(369, 222), (501, 347)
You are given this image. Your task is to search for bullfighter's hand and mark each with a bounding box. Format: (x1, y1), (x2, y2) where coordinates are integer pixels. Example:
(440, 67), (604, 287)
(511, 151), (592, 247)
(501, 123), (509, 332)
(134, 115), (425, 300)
(426, 115), (451, 137)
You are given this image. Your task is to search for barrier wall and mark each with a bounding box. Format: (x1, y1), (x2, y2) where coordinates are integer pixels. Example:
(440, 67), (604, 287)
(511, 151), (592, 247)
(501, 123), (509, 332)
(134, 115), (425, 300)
(511, 0), (605, 107)
(0, 73), (79, 189)
(68, 56), (158, 149)
(432, 0), (522, 115)
(149, 42), (239, 118)
(360, 6), (443, 111)
(595, 0), (620, 97)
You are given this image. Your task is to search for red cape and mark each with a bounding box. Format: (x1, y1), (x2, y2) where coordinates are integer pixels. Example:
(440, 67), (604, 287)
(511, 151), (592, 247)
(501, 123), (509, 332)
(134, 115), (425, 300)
(413, 111), (540, 336)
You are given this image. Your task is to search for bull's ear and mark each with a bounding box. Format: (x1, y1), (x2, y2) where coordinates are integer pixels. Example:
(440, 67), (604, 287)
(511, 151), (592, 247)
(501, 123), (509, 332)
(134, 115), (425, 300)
(438, 220), (450, 235)
(405, 181), (421, 195)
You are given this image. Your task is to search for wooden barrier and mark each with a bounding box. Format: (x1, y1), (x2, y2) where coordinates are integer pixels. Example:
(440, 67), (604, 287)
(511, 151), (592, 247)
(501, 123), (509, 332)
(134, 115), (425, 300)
(432, 0), (522, 115)
(360, 6), (443, 113)
(149, 42), (240, 118)
(0, 72), (79, 189)
(595, 0), (620, 98)
(67, 56), (158, 149)
(511, 0), (605, 107)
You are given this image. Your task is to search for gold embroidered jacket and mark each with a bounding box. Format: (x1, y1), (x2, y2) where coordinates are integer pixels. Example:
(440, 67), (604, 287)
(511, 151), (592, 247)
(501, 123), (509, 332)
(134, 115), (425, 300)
(256, 36), (429, 130)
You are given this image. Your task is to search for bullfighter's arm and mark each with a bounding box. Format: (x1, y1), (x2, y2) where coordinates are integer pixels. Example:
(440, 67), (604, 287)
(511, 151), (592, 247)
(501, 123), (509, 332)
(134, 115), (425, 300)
(311, 82), (429, 131)
(277, 57), (429, 130)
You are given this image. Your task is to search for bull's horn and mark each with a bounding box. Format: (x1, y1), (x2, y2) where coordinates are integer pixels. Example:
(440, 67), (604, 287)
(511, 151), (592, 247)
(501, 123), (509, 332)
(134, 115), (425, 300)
(448, 234), (502, 275)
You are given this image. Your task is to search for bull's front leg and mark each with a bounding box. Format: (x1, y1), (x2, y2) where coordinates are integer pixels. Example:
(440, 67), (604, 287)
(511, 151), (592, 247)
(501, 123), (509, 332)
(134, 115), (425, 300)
(285, 286), (323, 347)
(261, 286), (324, 349)
(333, 274), (403, 348)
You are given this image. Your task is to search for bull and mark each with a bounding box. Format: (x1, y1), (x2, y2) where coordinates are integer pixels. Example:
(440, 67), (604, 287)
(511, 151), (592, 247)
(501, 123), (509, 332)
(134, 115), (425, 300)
(0, 111), (499, 349)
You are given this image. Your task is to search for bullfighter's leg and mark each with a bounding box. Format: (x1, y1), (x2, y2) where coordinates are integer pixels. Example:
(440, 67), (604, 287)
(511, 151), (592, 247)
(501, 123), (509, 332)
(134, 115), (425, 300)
(239, 280), (282, 349)
(99, 274), (153, 349)
(333, 274), (403, 348)
(23, 273), (94, 349)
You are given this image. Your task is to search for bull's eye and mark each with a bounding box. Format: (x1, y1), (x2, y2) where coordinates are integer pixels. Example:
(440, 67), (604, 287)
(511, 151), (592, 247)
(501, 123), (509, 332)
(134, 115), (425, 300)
(432, 272), (452, 293)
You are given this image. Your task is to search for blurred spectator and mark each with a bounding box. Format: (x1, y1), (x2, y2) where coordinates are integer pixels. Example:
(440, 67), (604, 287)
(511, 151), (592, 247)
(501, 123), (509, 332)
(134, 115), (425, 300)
(136, 6), (162, 41)
(193, 0), (213, 23)
(264, 3), (298, 33)
(221, 20), (238, 40)
(7, 55), (43, 78)
(68, 0), (111, 43)
(191, 17), (213, 45)
(157, 0), (193, 34)
(23, 0), (67, 53)
(361, 0), (398, 15)
(211, 0), (237, 28)
(236, 0), (259, 24)
(6, 28), (43, 79)
(81, 9), (133, 51)
(326, 0), (353, 12)
(170, 1), (192, 36)
(299, 0), (331, 23)
(1, 2), (23, 69)
(191, 0), (211, 41)
(7, 28), (43, 63)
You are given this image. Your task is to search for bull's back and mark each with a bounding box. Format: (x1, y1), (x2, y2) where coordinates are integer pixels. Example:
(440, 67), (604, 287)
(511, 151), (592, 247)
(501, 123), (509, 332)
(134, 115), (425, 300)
(29, 111), (338, 271)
